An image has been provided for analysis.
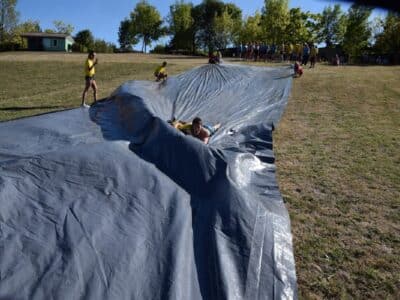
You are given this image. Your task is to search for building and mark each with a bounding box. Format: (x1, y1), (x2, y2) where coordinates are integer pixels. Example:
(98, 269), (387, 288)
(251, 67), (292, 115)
(20, 33), (74, 52)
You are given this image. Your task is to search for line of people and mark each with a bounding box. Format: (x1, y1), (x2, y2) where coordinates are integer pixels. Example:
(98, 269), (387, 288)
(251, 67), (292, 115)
(235, 42), (318, 66)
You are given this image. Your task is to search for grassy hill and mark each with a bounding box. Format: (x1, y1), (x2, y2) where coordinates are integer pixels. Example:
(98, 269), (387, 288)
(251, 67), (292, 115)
(0, 52), (399, 299)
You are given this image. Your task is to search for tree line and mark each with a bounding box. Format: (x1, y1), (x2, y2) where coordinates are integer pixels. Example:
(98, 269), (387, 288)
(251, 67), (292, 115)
(1, 0), (399, 62)
(118, 0), (399, 62)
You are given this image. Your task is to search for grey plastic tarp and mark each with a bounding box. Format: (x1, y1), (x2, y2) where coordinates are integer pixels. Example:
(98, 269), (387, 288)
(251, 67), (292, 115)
(0, 64), (297, 299)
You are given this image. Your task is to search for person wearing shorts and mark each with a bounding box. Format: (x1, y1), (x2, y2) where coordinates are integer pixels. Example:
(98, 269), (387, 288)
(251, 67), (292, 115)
(81, 50), (98, 107)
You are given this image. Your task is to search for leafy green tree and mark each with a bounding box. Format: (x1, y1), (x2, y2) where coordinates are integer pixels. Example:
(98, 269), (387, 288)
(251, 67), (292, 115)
(342, 4), (372, 59)
(260, 0), (290, 44)
(192, 0), (241, 52)
(214, 7), (235, 49)
(239, 11), (262, 44)
(168, 1), (194, 51)
(11, 19), (41, 47)
(374, 12), (400, 56)
(317, 4), (347, 47)
(222, 3), (242, 46)
(93, 38), (115, 53)
(118, 18), (138, 50)
(0, 0), (19, 44)
(74, 29), (94, 52)
(130, 0), (164, 53)
(285, 8), (313, 44)
(53, 20), (74, 35)
(192, 0), (226, 52)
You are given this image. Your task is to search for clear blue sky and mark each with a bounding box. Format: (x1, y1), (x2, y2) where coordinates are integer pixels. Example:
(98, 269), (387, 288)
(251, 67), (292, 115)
(17, 0), (386, 48)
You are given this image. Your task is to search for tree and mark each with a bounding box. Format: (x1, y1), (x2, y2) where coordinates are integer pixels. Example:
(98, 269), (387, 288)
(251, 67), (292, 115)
(214, 7), (235, 49)
(93, 38), (115, 53)
(260, 0), (290, 44)
(374, 12), (400, 57)
(222, 3), (242, 46)
(118, 18), (138, 50)
(192, 0), (225, 52)
(0, 0), (19, 44)
(168, 1), (194, 51)
(342, 4), (372, 59)
(192, 0), (241, 52)
(11, 19), (41, 47)
(317, 4), (347, 47)
(285, 8), (313, 44)
(239, 12), (262, 44)
(74, 29), (94, 52)
(53, 20), (74, 35)
(130, 0), (164, 53)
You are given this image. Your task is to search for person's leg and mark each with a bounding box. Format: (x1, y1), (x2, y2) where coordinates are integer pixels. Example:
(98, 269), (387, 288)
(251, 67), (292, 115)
(81, 77), (91, 106)
(204, 123), (220, 136)
(91, 79), (98, 103)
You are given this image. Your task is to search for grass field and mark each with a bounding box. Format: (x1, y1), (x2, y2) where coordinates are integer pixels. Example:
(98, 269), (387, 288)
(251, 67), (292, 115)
(1, 52), (399, 299)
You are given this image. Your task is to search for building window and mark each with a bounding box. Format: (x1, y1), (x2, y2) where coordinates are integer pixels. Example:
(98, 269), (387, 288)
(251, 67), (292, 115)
(52, 39), (58, 47)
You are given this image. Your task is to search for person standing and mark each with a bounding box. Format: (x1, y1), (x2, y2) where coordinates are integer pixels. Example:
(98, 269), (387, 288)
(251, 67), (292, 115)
(301, 43), (310, 66)
(81, 50), (98, 107)
(310, 45), (318, 68)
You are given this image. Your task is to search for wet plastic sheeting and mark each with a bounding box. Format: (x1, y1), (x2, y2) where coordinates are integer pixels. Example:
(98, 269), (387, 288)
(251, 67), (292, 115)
(0, 64), (297, 299)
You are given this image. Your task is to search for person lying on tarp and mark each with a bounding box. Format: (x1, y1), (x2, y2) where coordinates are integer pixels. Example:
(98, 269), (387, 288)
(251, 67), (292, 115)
(169, 117), (221, 144)
(154, 61), (168, 81)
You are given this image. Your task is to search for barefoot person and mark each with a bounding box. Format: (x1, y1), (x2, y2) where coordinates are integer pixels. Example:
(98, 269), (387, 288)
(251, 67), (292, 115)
(81, 50), (98, 107)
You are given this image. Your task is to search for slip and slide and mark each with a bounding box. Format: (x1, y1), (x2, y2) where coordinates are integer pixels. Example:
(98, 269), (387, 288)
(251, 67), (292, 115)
(0, 63), (297, 299)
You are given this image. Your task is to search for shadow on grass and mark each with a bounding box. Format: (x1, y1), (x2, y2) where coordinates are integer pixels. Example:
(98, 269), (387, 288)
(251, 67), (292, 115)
(0, 105), (65, 111)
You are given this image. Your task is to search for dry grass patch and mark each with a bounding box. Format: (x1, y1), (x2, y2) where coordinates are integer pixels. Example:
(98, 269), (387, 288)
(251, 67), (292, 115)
(275, 64), (400, 299)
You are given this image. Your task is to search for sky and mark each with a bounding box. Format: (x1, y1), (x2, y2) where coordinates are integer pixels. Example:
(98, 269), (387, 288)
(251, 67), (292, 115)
(16, 0), (387, 49)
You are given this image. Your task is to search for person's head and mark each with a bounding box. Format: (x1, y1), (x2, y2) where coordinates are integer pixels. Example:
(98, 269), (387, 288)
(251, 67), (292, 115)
(192, 117), (203, 136)
(162, 61), (167, 67)
(88, 50), (96, 59)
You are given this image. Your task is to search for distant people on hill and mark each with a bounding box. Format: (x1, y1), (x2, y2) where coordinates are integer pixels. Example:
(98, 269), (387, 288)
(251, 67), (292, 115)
(154, 61), (168, 81)
(169, 117), (221, 144)
(81, 50), (98, 107)
(294, 61), (303, 77)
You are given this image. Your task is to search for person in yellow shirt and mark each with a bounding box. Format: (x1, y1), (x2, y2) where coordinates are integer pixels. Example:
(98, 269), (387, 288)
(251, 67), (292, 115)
(169, 117), (221, 144)
(154, 61), (168, 81)
(81, 50), (98, 107)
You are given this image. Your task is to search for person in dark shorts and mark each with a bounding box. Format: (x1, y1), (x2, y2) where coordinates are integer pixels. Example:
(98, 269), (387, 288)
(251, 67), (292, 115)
(81, 50), (98, 107)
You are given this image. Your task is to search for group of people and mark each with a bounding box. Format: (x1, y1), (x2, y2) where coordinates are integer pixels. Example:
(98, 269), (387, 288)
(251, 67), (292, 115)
(81, 52), (168, 107)
(80, 51), (218, 144)
(236, 42), (318, 64)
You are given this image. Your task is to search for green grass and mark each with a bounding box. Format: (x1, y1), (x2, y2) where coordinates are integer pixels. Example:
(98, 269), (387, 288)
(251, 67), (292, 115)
(0, 52), (399, 299)
(274, 64), (400, 299)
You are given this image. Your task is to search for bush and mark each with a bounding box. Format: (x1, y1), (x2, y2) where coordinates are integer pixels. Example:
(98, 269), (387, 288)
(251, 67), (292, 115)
(0, 42), (20, 51)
